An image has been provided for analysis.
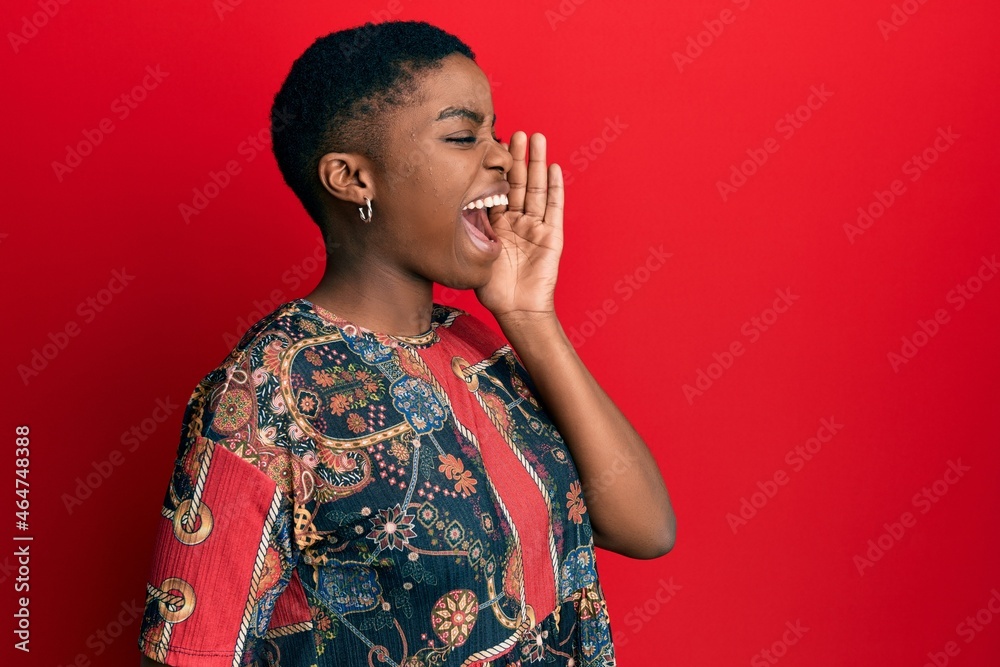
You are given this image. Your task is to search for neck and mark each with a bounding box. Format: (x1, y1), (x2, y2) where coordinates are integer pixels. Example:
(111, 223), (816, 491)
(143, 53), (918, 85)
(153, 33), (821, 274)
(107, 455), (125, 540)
(305, 252), (435, 337)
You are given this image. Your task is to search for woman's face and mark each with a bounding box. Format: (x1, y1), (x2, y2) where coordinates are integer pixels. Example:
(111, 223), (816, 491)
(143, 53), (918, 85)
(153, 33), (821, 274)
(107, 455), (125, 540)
(345, 54), (514, 290)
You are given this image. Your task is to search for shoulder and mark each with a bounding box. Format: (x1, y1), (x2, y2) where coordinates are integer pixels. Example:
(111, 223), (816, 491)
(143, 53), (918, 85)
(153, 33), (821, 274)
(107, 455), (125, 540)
(172, 300), (347, 498)
(228, 298), (324, 362)
(195, 299), (336, 386)
(179, 299), (321, 440)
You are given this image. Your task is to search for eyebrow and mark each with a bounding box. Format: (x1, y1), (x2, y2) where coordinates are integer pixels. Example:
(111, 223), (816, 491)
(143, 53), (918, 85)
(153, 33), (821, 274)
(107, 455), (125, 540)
(435, 106), (496, 126)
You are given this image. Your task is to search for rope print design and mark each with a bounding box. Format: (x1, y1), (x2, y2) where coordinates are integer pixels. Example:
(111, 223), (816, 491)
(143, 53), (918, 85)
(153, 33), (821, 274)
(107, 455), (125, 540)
(138, 298), (616, 667)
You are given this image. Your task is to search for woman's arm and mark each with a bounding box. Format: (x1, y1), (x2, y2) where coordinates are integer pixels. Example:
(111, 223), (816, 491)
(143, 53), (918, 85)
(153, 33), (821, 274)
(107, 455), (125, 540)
(496, 311), (676, 559)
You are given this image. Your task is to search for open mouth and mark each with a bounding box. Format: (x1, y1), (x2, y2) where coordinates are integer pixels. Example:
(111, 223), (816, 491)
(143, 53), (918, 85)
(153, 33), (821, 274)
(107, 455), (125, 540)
(461, 205), (497, 244)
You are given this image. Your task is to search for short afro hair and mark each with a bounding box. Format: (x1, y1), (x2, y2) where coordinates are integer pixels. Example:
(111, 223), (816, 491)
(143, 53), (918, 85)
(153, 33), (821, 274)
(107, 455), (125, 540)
(270, 20), (476, 235)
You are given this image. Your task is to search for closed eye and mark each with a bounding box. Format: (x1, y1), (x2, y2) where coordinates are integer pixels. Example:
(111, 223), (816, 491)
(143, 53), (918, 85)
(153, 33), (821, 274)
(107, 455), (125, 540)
(447, 135), (504, 144)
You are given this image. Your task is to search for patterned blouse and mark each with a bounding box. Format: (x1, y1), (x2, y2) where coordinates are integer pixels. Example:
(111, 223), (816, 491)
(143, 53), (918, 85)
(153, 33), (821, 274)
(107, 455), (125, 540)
(138, 297), (616, 667)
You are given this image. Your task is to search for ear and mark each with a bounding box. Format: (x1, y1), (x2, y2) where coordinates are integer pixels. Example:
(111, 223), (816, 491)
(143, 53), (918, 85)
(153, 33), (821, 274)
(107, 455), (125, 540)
(317, 152), (372, 206)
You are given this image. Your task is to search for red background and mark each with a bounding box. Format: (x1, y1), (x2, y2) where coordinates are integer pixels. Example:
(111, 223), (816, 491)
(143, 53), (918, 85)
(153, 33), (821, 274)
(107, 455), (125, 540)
(4, 0), (1000, 665)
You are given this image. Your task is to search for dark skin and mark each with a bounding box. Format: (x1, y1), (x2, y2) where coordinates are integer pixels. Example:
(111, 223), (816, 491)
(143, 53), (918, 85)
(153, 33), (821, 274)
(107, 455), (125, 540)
(140, 53), (674, 666)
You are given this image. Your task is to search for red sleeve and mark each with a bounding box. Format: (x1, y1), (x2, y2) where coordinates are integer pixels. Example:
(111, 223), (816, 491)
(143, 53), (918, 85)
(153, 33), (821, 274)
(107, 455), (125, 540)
(137, 360), (297, 666)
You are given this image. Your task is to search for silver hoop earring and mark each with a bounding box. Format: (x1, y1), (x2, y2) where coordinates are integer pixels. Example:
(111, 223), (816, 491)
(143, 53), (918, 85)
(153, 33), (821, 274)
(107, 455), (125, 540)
(359, 196), (373, 223)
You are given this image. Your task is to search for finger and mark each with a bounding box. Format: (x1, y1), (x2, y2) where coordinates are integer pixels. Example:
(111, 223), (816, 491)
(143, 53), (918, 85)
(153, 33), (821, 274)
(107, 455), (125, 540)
(524, 133), (548, 219)
(505, 131), (528, 214)
(543, 163), (564, 231)
(498, 141), (511, 212)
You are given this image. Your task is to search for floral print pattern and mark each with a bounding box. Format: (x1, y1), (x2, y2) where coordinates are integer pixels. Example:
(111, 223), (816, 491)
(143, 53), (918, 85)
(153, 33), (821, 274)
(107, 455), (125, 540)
(137, 298), (616, 667)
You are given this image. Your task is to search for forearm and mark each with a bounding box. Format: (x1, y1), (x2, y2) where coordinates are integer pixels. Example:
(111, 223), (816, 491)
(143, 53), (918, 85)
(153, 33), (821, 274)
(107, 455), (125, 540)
(496, 311), (676, 559)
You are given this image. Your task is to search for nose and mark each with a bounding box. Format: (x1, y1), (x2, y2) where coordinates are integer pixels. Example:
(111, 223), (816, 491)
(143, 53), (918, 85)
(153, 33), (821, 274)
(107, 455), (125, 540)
(484, 138), (513, 176)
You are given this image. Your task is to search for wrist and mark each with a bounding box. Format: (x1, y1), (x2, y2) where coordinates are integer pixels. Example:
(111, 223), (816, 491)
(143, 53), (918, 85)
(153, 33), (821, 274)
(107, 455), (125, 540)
(495, 308), (560, 332)
(495, 310), (567, 359)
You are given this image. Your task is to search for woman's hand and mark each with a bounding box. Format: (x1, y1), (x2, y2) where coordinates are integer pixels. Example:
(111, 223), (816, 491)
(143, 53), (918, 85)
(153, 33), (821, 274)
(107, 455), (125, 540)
(474, 131), (564, 321)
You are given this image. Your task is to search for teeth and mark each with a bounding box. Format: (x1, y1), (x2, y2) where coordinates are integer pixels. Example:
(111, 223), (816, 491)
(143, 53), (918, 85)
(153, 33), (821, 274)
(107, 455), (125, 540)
(465, 194), (508, 210)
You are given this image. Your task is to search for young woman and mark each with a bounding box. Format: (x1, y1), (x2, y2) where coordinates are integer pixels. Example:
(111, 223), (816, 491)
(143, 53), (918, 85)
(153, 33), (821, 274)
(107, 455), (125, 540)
(139, 20), (674, 667)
